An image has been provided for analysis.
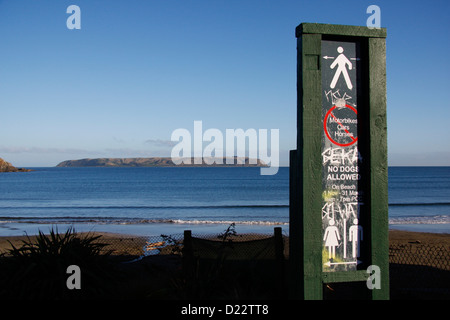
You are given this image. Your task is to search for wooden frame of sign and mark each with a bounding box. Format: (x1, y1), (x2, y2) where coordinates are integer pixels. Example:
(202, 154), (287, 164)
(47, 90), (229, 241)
(289, 23), (388, 300)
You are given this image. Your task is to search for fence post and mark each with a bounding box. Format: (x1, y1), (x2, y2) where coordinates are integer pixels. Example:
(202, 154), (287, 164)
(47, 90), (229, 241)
(274, 227), (285, 294)
(274, 227), (283, 261)
(182, 230), (194, 276)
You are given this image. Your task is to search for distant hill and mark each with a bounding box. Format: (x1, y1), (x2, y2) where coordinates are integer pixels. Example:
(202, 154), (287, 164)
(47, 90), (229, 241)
(56, 157), (268, 167)
(0, 158), (31, 172)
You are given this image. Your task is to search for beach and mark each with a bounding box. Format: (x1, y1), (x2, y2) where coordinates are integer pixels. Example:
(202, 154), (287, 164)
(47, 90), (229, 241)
(1, 229), (448, 254)
(389, 229), (449, 246)
(0, 228), (448, 299)
(0, 231), (150, 257)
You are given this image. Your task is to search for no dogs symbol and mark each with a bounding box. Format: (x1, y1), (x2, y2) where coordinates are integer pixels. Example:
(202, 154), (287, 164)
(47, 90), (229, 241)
(324, 104), (358, 147)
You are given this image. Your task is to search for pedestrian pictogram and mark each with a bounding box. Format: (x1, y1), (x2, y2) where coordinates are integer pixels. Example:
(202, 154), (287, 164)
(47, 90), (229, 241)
(330, 46), (353, 90)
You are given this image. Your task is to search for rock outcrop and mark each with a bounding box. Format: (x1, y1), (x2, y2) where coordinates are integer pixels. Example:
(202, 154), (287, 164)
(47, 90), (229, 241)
(0, 158), (31, 172)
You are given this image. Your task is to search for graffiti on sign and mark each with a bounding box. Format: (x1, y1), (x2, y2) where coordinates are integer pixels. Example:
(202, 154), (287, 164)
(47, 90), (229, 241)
(321, 40), (364, 271)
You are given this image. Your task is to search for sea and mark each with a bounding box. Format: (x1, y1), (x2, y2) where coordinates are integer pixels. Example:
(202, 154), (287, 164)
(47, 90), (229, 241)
(0, 166), (448, 237)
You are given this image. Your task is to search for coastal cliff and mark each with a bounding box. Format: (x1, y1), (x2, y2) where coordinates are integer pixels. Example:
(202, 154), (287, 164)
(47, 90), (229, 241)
(56, 157), (267, 167)
(0, 158), (31, 172)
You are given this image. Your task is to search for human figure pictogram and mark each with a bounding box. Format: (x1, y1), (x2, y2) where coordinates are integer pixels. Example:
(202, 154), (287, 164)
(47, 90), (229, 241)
(349, 218), (363, 258)
(330, 47), (353, 90)
(324, 219), (340, 259)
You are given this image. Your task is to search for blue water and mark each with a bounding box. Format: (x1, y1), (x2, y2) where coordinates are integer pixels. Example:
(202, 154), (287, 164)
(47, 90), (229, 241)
(0, 166), (448, 236)
(387, 167), (450, 232)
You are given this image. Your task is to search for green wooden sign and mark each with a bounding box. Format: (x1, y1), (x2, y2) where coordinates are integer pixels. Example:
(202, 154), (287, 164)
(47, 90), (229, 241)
(289, 23), (388, 300)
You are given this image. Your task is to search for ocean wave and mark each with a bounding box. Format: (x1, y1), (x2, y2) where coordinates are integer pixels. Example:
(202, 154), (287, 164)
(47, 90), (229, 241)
(2, 202), (449, 210)
(169, 219), (288, 226)
(389, 202), (450, 207)
(0, 216), (288, 226)
(0, 204), (289, 210)
(1, 216), (448, 226)
(389, 215), (449, 225)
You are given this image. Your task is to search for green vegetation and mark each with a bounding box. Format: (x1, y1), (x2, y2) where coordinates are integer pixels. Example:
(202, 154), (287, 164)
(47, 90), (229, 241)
(0, 227), (118, 299)
(0, 225), (286, 299)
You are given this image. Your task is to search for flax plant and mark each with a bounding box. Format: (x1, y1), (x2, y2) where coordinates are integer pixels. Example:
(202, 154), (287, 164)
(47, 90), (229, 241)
(0, 227), (117, 299)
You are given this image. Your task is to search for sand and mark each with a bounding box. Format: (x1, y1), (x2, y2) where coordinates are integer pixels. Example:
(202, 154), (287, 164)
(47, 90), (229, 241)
(389, 229), (449, 245)
(0, 231), (149, 257)
(1, 229), (448, 257)
(0, 229), (448, 299)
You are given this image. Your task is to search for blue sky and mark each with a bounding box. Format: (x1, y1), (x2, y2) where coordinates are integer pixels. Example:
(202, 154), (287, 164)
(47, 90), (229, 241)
(0, 0), (449, 167)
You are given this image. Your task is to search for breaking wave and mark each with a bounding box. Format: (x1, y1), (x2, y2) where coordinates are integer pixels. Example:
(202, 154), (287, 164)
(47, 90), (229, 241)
(0, 216), (288, 226)
(1, 215), (448, 226)
(388, 215), (449, 225)
(0, 204), (289, 210)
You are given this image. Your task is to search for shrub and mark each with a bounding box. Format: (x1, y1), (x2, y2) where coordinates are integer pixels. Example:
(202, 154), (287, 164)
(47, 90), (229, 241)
(0, 227), (118, 299)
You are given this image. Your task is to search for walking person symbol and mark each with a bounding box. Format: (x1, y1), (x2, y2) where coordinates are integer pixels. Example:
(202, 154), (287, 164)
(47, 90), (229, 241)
(330, 46), (353, 90)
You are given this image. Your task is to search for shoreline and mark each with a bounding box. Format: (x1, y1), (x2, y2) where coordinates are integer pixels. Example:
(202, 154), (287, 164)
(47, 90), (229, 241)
(0, 222), (287, 238)
(1, 229), (448, 255)
(1, 220), (448, 238)
(1, 229), (448, 300)
(1, 221), (448, 236)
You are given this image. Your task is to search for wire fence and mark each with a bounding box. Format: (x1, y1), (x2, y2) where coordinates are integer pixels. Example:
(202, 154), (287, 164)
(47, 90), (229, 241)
(102, 232), (448, 268)
(389, 243), (449, 299)
(102, 230), (289, 258)
(2, 227), (447, 299)
(101, 232), (288, 257)
(97, 230), (449, 299)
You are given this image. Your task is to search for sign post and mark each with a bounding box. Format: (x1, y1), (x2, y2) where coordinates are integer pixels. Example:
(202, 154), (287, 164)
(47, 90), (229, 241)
(289, 23), (388, 300)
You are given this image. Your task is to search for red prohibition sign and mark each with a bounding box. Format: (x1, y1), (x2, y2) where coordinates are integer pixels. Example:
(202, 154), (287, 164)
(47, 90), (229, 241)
(324, 104), (358, 147)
